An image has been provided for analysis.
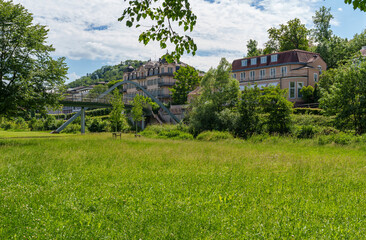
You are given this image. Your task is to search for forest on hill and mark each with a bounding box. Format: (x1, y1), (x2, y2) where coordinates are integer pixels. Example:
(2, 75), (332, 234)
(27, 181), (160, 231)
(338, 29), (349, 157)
(67, 60), (146, 88)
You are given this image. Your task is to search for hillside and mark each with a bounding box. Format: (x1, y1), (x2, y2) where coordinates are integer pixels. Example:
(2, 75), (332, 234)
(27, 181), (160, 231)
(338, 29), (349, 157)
(68, 60), (146, 88)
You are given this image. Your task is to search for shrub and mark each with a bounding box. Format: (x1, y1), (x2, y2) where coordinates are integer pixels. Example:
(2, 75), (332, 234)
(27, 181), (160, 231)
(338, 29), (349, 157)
(141, 124), (193, 140)
(63, 124), (81, 133)
(319, 127), (339, 135)
(88, 118), (109, 132)
(292, 114), (334, 127)
(196, 131), (233, 141)
(293, 108), (323, 115)
(296, 125), (318, 139)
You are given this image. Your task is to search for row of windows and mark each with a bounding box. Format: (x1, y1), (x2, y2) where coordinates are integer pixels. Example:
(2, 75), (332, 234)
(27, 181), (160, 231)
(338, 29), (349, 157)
(241, 54), (278, 67)
(125, 67), (174, 80)
(233, 66), (288, 81)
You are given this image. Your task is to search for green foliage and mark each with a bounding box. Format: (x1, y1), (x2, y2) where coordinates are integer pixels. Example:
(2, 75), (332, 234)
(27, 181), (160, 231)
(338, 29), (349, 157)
(189, 58), (240, 134)
(171, 66), (201, 105)
(296, 125), (318, 139)
(344, 0), (366, 11)
(119, 0), (197, 62)
(109, 89), (127, 132)
(293, 108), (323, 115)
(264, 18), (309, 53)
(292, 114), (333, 127)
(199, 58), (240, 111)
(88, 118), (110, 132)
(312, 6), (333, 42)
(260, 87), (293, 134)
(87, 84), (109, 99)
(141, 124), (193, 140)
(237, 86), (262, 138)
(0, 0), (68, 116)
(320, 57), (366, 134)
(67, 60), (145, 88)
(246, 39), (262, 57)
(300, 85), (315, 103)
(196, 131), (233, 141)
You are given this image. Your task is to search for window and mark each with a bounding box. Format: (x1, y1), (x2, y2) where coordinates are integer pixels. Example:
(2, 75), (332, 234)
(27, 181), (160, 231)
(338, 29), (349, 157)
(250, 71), (255, 80)
(260, 69), (266, 79)
(318, 65), (322, 74)
(241, 60), (247, 67)
(314, 73), (318, 82)
(281, 66), (287, 76)
(270, 68), (276, 77)
(261, 56), (267, 64)
(297, 82), (304, 98)
(251, 58), (257, 65)
(168, 67), (173, 73)
(232, 73), (237, 79)
(161, 67), (165, 73)
(271, 54), (278, 62)
(240, 72), (246, 81)
(154, 68), (158, 75)
(289, 82), (295, 99)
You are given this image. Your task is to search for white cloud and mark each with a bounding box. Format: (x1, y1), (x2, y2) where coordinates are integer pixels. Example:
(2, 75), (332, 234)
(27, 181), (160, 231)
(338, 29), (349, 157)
(338, 8), (343, 11)
(66, 72), (80, 84)
(14, 0), (320, 72)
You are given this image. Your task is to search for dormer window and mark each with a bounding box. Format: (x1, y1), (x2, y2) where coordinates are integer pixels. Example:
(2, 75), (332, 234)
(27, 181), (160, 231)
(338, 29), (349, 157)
(271, 54), (278, 62)
(261, 57), (267, 64)
(251, 58), (257, 65)
(241, 60), (247, 67)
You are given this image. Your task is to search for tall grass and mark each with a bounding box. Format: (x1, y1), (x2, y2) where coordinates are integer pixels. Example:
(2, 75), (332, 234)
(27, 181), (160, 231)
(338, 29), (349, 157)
(1, 132), (366, 238)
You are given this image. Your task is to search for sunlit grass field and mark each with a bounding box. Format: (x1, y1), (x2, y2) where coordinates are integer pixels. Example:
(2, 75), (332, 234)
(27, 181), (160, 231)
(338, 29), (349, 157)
(1, 131), (366, 239)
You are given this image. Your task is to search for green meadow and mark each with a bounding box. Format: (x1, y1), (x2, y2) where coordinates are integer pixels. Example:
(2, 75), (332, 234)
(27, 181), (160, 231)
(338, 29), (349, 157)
(1, 131), (366, 239)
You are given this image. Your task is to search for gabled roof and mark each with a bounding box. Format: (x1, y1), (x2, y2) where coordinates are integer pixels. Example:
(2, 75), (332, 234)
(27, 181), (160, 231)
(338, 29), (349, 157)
(232, 49), (323, 71)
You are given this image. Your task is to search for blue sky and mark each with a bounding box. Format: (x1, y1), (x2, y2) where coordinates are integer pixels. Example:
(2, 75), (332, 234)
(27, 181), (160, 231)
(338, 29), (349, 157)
(13, 0), (366, 83)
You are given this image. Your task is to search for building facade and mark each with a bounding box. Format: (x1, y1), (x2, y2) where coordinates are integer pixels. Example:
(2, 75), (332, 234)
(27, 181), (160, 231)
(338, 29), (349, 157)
(122, 59), (186, 104)
(232, 49), (327, 102)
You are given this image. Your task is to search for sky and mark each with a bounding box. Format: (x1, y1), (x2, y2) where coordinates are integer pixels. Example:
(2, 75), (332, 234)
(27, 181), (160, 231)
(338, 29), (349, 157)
(13, 0), (366, 83)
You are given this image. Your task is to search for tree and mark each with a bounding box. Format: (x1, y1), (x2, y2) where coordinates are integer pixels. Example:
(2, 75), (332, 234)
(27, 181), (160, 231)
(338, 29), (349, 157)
(199, 58), (240, 112)
(237, 86), (262, 138)
(131, 94), (147, 133)
(189, 58), (240, 134)
(319, 56), (366, 134)
(345, 0), (366, 11)
(259, 87), (293, 134)
(300, 85), (315, 103)
(264, 18), (310, 53)
(88, 84), (108, 99)
(315, 36), (349, 69)
(171, 65), (201, 105)
(246, 39), (262, 57)
(110, 89), (127, 132)
(121, 1), (366, 61)
(119, 0), (197, 62)
(312, 6), (333, 42)
(0, 0), (68, 117)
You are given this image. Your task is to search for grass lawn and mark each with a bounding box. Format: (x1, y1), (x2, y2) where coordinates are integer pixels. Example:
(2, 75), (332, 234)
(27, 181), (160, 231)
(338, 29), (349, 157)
(1, 132), (366, 239)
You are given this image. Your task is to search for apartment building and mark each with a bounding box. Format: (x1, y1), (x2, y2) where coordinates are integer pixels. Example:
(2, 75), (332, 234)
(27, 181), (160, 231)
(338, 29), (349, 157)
(122, 58), (186, 104)
(232, 49), (327, 102)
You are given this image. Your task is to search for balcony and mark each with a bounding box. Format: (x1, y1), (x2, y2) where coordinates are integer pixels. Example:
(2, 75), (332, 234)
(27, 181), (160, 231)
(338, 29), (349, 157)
(158, 81), (175, 87)
(158, 94), (171, 98)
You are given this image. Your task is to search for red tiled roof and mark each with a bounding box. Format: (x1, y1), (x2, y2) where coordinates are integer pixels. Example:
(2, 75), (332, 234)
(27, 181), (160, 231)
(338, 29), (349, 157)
(232, 49), (322, 71)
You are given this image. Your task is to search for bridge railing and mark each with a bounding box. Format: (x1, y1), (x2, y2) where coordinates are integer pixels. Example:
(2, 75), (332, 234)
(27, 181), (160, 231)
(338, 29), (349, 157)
(62, 94), (112, 104)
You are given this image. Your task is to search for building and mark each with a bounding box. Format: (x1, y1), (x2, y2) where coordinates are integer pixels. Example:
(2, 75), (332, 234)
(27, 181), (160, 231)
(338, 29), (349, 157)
(122, 58), (187, 104)
(232, 49), (327, 102)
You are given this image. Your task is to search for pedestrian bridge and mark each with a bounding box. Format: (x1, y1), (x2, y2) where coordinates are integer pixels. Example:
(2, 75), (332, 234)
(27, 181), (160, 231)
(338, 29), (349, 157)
(52, 80), (180, 133)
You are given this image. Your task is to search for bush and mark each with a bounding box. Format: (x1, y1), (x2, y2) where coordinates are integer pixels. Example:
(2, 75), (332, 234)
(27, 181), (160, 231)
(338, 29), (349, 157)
(296, 125), (318, 139)
(293, 108), (323, 115)
(88, 118), (109, 132)
(141, 124), (193, 140)
(292, 114), (334, 127)
(63, 124), (81, 133)
(196, 131), (233, 141)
